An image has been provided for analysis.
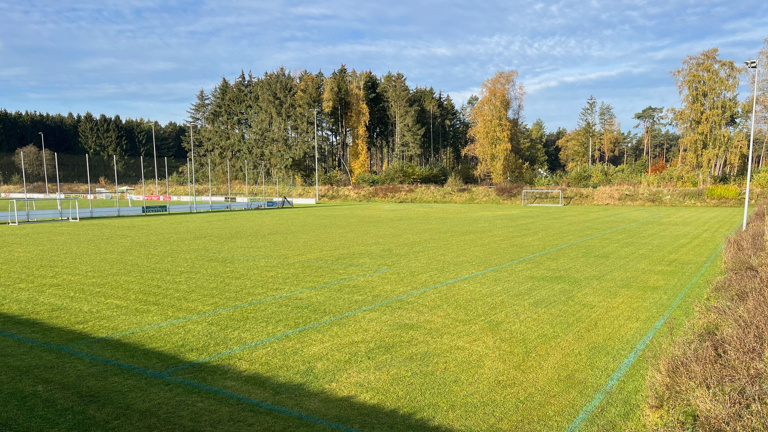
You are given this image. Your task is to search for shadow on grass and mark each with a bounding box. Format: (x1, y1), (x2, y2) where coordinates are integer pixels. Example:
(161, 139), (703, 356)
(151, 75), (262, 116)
(0, 313), (455, 432)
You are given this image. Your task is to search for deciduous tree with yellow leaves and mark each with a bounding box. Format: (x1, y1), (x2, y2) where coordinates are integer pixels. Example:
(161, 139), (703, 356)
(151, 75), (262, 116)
(464, 70), (524, 183)
(323, 67), (370, 182)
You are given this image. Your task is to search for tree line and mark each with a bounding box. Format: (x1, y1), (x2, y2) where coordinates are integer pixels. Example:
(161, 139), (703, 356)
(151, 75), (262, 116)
(0, 109), (188, 159)
(184, 66), (472, 182)
(2, 42), (767, 187)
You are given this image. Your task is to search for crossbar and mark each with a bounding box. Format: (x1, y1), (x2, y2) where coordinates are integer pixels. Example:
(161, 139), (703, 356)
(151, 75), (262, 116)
(522, 189), (563, 206)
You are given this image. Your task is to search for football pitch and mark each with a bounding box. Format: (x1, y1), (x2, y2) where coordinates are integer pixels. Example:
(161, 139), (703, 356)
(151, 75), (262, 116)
(0, 203), (741, 431)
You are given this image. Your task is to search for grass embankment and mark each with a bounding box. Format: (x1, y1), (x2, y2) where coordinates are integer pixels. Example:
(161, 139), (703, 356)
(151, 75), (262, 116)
(645, 204), (768, 430)
(3, 182), (763, 207)
(0, 203), (741, 431)
(318, 184), (764, 206)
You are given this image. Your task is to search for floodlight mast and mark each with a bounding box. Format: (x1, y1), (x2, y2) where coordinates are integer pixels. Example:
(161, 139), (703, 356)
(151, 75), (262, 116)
(188, 122), (197, 212)
(146, 121), (159, 194)
(311, 108), (320, 202)
(743, 59), (759, 231)
(38, 132), (49, 196)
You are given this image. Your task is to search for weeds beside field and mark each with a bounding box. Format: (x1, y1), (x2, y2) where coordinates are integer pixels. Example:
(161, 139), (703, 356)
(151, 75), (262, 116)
(646, 204), (768, 430)
(2, 182), (764, 206)
(317, 184), (764, 207)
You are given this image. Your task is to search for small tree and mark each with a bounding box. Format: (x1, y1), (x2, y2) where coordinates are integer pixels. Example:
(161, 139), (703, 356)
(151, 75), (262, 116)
(14, 144), (53, 183)
(464, 70), (524, 183)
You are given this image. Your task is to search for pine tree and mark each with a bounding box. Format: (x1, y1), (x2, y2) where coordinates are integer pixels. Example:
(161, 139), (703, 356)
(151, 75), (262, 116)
(577, 96), (597, 168)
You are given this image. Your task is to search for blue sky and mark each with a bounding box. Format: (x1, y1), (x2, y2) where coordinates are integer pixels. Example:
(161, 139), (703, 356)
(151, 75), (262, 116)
(1, 0), (766, 131)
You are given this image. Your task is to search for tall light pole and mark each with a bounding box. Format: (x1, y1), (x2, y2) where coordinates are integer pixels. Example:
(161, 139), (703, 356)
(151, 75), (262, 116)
(188, 122), (197, 212)
(743, 59), (759, 231)
(38, 132), (49, 195)
(311, 108), (319, 202)
(146, 121), (159, 193)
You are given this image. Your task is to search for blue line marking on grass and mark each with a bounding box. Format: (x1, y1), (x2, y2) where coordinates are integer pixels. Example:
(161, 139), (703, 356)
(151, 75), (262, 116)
(565, 241), (726, 432)
(0, 330), (363, 432)
(72, 269), (389, 347)
(161, 215), (663, 376)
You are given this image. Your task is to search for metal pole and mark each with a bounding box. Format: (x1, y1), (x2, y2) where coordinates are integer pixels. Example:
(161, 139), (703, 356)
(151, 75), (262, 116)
(227, 159), (231, 210)
(55, 152), (61, 218)
(38, 132), (49, 196)
(141, 155), (146, 211)
(245, 160), (249, 209)
(113, 155), (120, 217)
(165, 157), (171, 214)
(151, 123), (158, 193)
(190, 124), (197, 212)
(86, 154), (92, 218)
(21, 151), (29, 221)
(208, 158), (212, 211)
(743, 60), (759, 231)
(261, 162), (266, 204)
(312, 108), (319, 202)
(186, 158), (192, 212)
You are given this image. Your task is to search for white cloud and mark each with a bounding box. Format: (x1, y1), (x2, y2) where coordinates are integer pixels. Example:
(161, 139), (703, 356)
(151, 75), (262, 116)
(1, 0), (767, 127)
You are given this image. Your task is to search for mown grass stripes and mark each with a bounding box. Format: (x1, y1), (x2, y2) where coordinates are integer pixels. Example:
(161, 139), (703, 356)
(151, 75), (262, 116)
(161, 215), (663, 375)
(0, 329), (362, 432)
(71, 269), (389, 347)
(565, 238), (728, 432)
(2, 203), (742, 431)
(171, 249), (388, 271)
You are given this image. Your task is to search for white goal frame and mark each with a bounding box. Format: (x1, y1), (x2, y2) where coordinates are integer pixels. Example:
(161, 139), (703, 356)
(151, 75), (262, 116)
(6, 198), (80, 225)
(521, 189), (563, 206)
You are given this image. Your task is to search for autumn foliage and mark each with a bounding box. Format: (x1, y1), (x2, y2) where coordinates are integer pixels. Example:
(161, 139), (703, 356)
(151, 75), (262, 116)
(464, 70), (524, 184)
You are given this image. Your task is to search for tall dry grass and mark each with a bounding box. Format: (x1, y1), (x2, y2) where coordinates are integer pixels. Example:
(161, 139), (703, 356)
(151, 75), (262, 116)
(646, 204), (768, 431)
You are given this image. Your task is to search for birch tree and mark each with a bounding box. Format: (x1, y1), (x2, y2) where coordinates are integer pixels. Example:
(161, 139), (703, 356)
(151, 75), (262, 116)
(671, 48), (746, 178)
(464, 70), (524, 183)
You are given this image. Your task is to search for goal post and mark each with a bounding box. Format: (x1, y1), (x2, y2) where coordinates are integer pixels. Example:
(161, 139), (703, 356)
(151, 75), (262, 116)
(5, 198), (80, 225)
(522, 189), (563, 206)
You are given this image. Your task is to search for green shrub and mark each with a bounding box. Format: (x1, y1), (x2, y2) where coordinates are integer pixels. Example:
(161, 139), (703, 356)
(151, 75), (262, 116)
(705, 184), (740, 200)
(320, 169), (347, 186)
(379, 162), (419, 184)
(445, 173), (464, 188)
(457, 164), (477, 184)
(354, 172), (380, 186)
(417, 163), (449, 185)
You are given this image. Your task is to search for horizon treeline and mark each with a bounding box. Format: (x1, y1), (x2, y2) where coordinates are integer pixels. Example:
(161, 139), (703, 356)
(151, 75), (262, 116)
(0, 110), (188, 159)
(0, 66), (572, 183)
(3, 43), (766, 188)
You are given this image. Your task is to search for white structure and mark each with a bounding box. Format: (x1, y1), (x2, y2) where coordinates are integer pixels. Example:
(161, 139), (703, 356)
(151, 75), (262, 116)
(522, 189), (563, 206)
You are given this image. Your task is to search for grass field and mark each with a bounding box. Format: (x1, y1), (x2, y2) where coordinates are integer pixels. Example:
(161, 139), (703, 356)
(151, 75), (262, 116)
(0, 202), (741, 431)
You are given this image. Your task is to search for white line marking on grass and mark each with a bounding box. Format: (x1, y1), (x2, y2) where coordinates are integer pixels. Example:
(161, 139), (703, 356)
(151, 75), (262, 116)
(71, 269), (389, 348)
(0, 330), (363, 432)
(161, 216), (663, 376)
(565, 240), (727, 432)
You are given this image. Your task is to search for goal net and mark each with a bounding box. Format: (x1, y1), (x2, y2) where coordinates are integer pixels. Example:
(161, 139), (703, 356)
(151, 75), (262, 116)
(5, 198), (80, 225)
(521, 189), (563, 206)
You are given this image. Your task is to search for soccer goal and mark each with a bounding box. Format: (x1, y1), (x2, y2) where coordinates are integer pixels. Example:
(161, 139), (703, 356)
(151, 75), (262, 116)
(521, 189), (563, 206)
(6, 198), (80, 225)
